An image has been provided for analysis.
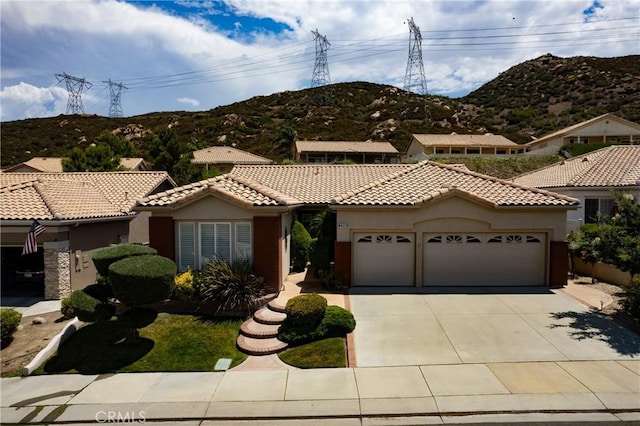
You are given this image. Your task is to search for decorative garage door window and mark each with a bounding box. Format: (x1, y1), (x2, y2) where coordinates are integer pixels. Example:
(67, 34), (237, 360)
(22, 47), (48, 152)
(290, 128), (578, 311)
(426, 234), (542, 244)
(358, 235), (413, 244)
(178, 221), (252, 270)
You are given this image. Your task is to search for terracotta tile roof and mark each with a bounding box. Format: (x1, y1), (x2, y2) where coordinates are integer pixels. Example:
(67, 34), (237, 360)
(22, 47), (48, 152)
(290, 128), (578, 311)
(230, 164), (412, 204)
(332, 161), (578, 207)
(526, 114), (640, 148)
(1, 172), (174, 220)
(412, 133), (518, 147)
(295, 141), (399, 154)
(2, 157), (147, 172)
(140, 163), (576, 210)
(513, 145), (640, 188)
(191, 146), (273, 165)
(137, 175), (299, 208)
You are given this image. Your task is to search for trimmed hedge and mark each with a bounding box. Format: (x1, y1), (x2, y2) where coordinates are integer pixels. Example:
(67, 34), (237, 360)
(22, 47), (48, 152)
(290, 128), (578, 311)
(1, 308), (22, 342)
(279, 305), (356, 345)
(284, 294), (327, 329)
(67, 289), (115, 322)
(92, 244), (157, 277)
(109, 255), (176, 307)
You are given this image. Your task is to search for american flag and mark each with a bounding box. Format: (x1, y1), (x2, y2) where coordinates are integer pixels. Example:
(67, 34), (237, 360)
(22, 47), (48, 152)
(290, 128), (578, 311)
(22, 220), (46, 255)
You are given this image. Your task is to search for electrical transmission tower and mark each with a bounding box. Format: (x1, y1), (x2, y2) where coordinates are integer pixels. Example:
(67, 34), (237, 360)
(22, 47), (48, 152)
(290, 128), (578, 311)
(55, 72), (93, 115)
(403, 17), (430, 123)
(311, 29), (333, 105)
(103, 79), (128, 117)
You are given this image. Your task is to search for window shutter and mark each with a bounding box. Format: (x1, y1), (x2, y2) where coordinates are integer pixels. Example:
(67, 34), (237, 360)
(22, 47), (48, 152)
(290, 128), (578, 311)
(235, 222), (252, 262)
(216, 223), (232, 263)
(200, 223), (216, 267)
(178, 222), (195, 271)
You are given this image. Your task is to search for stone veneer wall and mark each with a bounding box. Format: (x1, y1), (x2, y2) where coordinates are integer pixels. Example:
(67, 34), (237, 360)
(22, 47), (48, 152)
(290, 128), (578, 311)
(44, 243), (71, 300)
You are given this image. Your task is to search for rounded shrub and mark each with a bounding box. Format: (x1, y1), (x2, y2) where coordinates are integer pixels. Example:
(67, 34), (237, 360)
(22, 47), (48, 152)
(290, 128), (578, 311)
(284, 293), (327, 329)
(108, 255), (176, 307)
(317, 305), (356, 337)
(68, 289), (115, 322)
(60, 296), (75, 319)
(1, 308), (22, 343)
(621, 277), (640, 319)
(92, 244), (157, 277)
(291, 221), (312, 272)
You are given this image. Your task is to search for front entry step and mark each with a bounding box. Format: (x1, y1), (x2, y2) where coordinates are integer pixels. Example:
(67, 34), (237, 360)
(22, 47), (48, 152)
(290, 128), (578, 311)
(254, 307), (287, 325)
(237, 303), (288, 356)
(237, 335), (288, 355)
(240, 319), (280, 338)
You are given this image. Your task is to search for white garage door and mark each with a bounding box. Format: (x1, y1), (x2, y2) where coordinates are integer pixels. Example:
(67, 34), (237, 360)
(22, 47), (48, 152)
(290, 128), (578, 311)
(353, 233), (415, 286)
(423, 233), (546, 286)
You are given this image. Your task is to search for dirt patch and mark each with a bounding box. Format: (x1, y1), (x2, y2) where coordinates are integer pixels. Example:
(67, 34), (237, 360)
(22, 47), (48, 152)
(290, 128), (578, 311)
(1, 311), (72, 376)
(571, 275), (639, 334)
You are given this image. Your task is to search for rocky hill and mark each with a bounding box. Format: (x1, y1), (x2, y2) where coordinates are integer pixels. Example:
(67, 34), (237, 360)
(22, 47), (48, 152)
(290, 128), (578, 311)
(1, 54), (638, 169)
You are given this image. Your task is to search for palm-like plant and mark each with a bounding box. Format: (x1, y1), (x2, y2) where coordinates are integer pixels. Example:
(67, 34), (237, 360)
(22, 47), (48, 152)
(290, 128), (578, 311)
(198, 259), (266, 315)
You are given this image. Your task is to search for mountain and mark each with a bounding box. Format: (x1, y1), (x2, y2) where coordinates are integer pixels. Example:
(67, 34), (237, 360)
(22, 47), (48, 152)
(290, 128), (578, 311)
(461, 54), (640, 141)
(1, 54), (638, 169)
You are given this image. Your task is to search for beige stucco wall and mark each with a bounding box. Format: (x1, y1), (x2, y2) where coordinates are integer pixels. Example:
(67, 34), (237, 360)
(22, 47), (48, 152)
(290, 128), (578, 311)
(336, 196), (569, 286)
(170, 196), (256, 221)
(336, 196), (568, 242)
(573, 257), (632, 286)
(128, 212), (151, 244)
(68, 220), (131, 291)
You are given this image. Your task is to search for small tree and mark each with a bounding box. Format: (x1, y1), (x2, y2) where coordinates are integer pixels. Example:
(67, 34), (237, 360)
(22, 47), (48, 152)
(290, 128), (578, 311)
(604, 193), (640, 279)
(567, 227), (602, 283)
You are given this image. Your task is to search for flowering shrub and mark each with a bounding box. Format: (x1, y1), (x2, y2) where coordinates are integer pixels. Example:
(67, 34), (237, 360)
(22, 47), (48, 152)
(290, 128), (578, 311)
(173, 269), (196, 301)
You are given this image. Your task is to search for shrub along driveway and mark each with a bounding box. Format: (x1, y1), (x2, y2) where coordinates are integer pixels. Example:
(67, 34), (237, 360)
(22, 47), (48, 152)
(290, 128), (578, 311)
(348, 287), (640, 367)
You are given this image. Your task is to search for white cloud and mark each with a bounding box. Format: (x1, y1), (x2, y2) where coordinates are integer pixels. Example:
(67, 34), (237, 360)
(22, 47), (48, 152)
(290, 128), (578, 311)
(177, 97), (201, 107)
(1, 0), (638, 121)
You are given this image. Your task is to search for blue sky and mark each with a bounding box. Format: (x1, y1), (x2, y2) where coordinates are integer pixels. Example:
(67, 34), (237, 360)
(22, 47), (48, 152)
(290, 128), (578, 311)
(1, 0), (638, 122)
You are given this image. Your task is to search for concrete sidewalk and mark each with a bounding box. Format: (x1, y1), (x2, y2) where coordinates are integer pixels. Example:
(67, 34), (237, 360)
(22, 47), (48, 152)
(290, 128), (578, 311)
(2, 360), (639, 424)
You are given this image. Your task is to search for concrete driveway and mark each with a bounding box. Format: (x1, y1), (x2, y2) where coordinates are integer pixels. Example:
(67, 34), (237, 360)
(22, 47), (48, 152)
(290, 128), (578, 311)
(348, 287), (640, 367)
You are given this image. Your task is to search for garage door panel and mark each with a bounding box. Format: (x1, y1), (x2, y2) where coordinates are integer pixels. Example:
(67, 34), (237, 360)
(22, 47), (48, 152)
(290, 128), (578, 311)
(354, 233), (414, 286)
(423, 233), (545, 286)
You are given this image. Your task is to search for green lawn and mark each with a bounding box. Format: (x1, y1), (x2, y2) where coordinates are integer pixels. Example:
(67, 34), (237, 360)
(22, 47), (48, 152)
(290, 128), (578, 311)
(279, 337), (347, 368)
(37, 313), (247, 374)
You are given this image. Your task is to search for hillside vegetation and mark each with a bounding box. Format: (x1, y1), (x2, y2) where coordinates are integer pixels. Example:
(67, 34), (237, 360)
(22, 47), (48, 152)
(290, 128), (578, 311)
(2, 54), (638, 172)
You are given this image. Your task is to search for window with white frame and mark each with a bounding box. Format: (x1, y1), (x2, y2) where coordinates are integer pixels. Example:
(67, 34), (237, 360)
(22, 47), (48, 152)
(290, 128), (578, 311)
(178, 221), (252, 270)
(178, 222), (195, 271)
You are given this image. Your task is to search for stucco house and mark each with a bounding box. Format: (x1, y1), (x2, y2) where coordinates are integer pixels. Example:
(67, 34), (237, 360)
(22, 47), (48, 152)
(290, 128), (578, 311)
(2, 157), (146, 173)
(404, 133), (524, 161)
(525, 114), (640, 155)
(0, 172), (175, 299)
(136, 163), (577, 293)
(294, 141), (400, 164)
(191, 146), (272, 174)
(513, 145), (640, 232)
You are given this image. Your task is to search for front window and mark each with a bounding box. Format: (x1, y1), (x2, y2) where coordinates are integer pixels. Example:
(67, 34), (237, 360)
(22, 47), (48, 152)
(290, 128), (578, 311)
(584, 198), (615, 223)
(178, 221), (252, 270)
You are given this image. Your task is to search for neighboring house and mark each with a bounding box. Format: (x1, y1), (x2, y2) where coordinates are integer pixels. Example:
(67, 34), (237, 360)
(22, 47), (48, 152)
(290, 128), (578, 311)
(525, 114), (640, 155)
(0, 172), (176, 299)
(191, 146), (273, 173)
(294, 141), (400, 164)
(513, 145), (640, 232)
(2, 157), (146, 172)
(136, 163), (577, 293)
(404, 133), (524, 161)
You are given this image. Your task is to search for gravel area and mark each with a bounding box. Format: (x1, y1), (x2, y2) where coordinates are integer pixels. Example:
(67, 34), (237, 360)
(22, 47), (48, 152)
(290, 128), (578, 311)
(571, 275), (637, 332)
